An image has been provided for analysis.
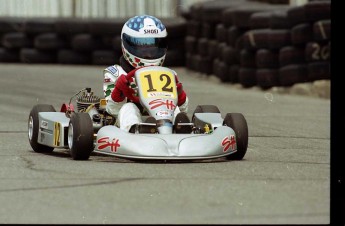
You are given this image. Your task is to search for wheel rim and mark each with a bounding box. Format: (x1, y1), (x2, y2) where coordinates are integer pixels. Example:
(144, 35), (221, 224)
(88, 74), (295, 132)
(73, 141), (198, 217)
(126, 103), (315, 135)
(28, 116), (33, 140)
(68, 124), (73, 149)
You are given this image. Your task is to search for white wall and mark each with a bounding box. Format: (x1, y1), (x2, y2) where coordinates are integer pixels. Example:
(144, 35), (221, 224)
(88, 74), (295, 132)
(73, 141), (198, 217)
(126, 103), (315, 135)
(0, 0), (205, 18)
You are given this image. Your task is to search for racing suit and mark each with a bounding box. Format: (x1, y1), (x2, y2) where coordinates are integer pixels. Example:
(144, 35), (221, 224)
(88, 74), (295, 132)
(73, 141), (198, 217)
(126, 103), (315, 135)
(103, 56), (189, 132)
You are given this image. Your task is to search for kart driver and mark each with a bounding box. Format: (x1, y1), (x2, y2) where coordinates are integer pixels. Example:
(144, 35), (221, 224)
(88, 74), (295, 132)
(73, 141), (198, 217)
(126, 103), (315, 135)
(103, 15), (189, 132)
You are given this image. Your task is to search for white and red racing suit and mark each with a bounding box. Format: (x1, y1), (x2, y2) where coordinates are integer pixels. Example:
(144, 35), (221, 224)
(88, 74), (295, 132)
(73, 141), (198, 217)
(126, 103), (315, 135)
(103, 58), (189, 132)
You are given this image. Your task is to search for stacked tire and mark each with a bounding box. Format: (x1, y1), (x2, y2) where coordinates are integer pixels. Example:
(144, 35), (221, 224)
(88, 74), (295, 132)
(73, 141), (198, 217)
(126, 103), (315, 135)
(0, 17), (187, 66)
(184, 0), (330, 89)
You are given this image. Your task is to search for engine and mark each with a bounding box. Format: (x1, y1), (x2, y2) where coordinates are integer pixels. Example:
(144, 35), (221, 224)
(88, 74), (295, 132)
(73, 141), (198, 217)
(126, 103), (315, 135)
(76, 90), (101, 112)
(74, 89), (115, 131)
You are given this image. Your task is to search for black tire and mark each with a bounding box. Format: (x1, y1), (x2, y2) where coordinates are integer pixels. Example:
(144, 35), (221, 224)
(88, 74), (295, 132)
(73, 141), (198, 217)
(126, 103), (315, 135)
(71, 34), (104, 52)
(20, 48), (56, 64)
(256, 68), (280, 90)
(242, 29), (271, 51)
(0, 17), (24, 33)
(197, 37), (209, 57)
(313, 20), (330, 41)
(161, 18), (187, 38)
(165, 50), (186, 67)
(2, 32), (33, 49)
(216, 23), (228, 42)
(198, 56), (213, 75)
(0, 48), (20, 62)
(227, 26), (246, 47)
(92, 50), (120, 65)
(223, 113), (248, 160)
(192, 105), (220, 121)
(88, 18), (127, 36)
(34, 33), (68, 50)
(185, 36), (198, 54)
(279, 64), (309, 86)
(240, 49), (256, 68)
(22, 18), (55, 35)
(307, 61), (330, 81)
(304, 1), (330, 22)
(186, 20), (201, 37)
(215, 60), (230, 82)
(238, 67), (257, 88)
(57, 49), (91, 65)
(287, 5), (307, 27)
(28, 104), (56, 153)
(68, 113), (94, 160)
(279, 46), (305, 67)
(222, 45), (238, 65)
(201, 22), (216, 39)
(256, 49), (279, 69)
(268, 29), (291, 50)
(228, 64), (240, 84)
(249, 11), (272, 29)
(270, 10), (292, 29)
(55, 18), (89, 35)
(305, 41), (330, 63)
(174, 112), (192, 134)
(291, 23), (313, 46)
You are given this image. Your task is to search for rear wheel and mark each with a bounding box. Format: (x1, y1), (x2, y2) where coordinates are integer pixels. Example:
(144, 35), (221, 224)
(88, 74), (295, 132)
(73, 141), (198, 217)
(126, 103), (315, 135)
(28, 104), (56, 153)
(223, 113), (248, 160)
(68, 113), (94, 160)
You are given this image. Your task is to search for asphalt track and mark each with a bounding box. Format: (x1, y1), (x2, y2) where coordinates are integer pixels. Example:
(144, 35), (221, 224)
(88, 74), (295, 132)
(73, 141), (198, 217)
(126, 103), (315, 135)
(0, 64), (330, 224)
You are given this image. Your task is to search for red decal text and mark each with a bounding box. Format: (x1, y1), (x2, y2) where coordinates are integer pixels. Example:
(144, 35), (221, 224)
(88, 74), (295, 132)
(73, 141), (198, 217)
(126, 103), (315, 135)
(221, 135), (236, 152)
(149, 99), (176, 110)
(98, 137), (120, 153)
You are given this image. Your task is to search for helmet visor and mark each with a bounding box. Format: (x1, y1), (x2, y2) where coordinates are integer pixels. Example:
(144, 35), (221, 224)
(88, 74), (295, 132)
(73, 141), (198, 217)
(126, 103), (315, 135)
(122, 33), (167, 60)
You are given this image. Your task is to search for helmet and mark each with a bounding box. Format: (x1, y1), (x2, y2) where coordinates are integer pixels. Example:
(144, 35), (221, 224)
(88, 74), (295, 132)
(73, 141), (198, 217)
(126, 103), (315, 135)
(121, 15), (168, 68)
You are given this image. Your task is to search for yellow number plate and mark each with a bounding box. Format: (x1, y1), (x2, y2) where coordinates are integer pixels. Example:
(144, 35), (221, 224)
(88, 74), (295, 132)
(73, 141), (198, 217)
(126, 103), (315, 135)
(139, 70), (177, 98)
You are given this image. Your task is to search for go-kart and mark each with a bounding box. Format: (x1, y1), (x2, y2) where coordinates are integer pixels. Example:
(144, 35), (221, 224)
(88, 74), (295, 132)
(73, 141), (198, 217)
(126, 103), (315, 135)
(28, 66), (248, 161)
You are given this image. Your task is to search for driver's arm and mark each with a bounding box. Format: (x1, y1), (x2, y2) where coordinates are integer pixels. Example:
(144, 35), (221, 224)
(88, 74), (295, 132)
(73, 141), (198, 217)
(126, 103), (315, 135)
(175, 74), (189, 113)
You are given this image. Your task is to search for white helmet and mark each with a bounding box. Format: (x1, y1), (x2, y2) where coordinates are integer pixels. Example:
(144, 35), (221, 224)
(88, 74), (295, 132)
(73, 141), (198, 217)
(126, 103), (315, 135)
(121, 15), (168, 68)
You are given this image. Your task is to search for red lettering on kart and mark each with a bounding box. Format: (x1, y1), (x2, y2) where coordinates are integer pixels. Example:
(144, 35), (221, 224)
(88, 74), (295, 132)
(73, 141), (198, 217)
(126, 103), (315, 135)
(221, 135), (236, 152)
(98, 137), (121, 153)
(149, 99), (176, 110)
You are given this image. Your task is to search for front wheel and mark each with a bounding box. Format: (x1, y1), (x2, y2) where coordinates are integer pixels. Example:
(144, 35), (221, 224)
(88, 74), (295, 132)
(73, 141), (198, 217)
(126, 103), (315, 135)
(68, 113), (94, 160)
(28, 104), (56, 153)
(223, 113), (248, 160)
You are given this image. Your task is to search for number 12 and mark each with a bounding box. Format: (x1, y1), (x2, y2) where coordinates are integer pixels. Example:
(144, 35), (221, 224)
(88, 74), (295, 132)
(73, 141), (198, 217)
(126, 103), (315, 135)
(144, 74), (173, 92)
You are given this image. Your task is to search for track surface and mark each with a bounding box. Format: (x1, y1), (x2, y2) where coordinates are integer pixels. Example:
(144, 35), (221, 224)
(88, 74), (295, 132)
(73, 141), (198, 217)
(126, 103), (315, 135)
(0, 64), (330, 224)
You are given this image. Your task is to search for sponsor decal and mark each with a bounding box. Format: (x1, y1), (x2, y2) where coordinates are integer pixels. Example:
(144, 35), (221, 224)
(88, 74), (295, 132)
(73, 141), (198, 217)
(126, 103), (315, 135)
(106, 66), (117, 75)
(41, 120), (48, 129)
(40, 133), (45, 142)
(149, 99), (175, 110)
(221, 135), (236, 152)
(156, 110), (172, 117)
(148, 92), (174, 98)
(104, 78), (111, 83)
(53, 122), (60, 146)
(144, 29), (159, 34)
(98, 137), (120, 153)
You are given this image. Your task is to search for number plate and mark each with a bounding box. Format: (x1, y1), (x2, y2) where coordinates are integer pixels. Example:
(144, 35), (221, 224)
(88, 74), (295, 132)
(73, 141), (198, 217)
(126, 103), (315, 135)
(138, 69), (177, 98)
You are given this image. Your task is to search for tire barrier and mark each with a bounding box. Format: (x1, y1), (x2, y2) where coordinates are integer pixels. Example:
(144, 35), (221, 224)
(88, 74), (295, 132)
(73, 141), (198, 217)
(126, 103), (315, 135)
(1, 0), (330, 92)
(183, 0), (330, 90)
(0, 17), (187, 66)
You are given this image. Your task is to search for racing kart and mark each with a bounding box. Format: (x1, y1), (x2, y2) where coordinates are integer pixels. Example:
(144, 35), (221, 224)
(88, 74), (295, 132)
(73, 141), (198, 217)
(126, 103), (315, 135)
(28, 66), (248, 161)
